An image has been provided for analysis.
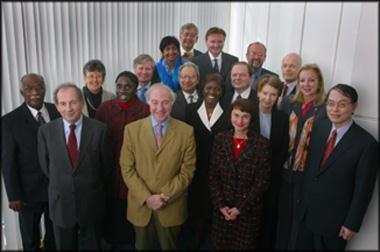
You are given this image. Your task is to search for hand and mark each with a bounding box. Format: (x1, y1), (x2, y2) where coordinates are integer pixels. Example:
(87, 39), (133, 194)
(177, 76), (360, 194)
(339, 226), (356, 240)
(227, 207), (240, 221)
(146, 194), (169, 210)
(9, 200), (23, 212)
(219, 206), (231, 220)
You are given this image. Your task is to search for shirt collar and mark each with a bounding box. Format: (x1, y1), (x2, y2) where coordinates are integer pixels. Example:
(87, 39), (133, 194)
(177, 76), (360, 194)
(150, 115), (170, 128)
(182, 90), (198, 99)
(208, 51), (222, 60)
(63, 115), (83, 129)
(181, 47), (194, 56)
(234, 87), (252, 100)
(26, 103), (47, 118)
(138, 82), (151, 90)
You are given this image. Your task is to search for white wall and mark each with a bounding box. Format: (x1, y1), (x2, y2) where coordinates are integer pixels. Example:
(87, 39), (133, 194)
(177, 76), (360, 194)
(2, 1), (378, 250)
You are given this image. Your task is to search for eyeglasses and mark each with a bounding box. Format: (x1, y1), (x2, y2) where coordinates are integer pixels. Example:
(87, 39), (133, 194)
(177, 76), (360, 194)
(180, 75), (197, 81)
(326, 100), (352, 109)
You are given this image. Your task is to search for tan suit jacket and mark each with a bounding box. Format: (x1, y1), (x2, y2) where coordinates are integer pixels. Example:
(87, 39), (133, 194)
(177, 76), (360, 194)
(120, 117), (196, 227)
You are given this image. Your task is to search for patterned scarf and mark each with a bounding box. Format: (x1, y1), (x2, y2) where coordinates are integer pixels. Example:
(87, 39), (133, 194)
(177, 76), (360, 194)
(156, 57), (181, 92)
(287, 111), (315, 171)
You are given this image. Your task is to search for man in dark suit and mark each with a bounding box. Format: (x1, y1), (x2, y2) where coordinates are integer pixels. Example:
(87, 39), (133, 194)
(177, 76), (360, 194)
(38, 83), (112, 250)
(277, 52), (302, 109)
(192, 26), (239, 86)
(2, 73), (59, 250)
(171, 62), (201, 121)
(294, 84), (378, 250)
(222, 62), (257, 109)
(179, 23), (202, 60)
(246, 41), (278, 90)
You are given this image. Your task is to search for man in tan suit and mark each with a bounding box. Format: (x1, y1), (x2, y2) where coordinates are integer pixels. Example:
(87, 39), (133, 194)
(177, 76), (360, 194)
(120, 83), (196, 250)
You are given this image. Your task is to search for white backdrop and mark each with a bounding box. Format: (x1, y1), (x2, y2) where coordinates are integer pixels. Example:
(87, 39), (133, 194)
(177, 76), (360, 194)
(1, 2), (378, 250)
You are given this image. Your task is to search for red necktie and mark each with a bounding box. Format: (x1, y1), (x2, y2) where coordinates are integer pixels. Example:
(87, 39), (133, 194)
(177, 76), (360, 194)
(320, 129), (337, 168)
(282, 84), (288, 96)
(67, 124), (78, 167)
(156, 123), (163, 148)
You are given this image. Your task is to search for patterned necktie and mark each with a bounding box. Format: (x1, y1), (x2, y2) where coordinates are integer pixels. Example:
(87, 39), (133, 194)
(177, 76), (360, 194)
(184, 51), (193, 59)
(320, 129), (337, 169)
(37, 111), (46, 125)
(67, 124), (78, 168)
(156, 123), (163, 148)
(188, 95), (194, 104)
(213, 59), (219, 73)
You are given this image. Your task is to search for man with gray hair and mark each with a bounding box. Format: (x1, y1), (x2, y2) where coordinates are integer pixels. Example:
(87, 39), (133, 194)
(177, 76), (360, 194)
(38, 83), (112, 250)
(2, 73), (59, 250)
(246, 41), (278, 89)
(120, 83), (196, 250)
(171, 62), (201, 121)
(179, 23), (202, 60)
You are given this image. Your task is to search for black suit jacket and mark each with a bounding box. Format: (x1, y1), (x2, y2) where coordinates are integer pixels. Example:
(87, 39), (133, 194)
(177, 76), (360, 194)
(38, 116), (112, 228)
(221, 87), (258, 110)
(2, 102), (61, 203)
(171, 90), (201, 122)
(193, 48), (203, 57)
(192, 51), (239, 85)
(298, 118), (378, 236)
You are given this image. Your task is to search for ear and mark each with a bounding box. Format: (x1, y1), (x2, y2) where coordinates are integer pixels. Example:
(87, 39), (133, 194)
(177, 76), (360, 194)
(352, 102), (358, 114)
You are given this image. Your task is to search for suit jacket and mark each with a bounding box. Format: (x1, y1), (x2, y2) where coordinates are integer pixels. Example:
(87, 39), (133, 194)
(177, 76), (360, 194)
(221, 87), (258, 110)
(192, 51), (239, 85)
(185, 102), (230, 217)
(38, 116), (112, 228)
(251, 67), (279, 90)
(82, 88), (115, 117)
(120, 117), (196, 227)
(2, 102), (60, 203)
(171, 90), (201, 122)
(298, 118), (378, 236)
(193, 48), (203, 57)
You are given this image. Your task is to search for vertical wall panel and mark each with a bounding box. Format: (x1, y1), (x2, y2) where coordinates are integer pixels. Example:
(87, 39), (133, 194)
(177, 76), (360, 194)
(266, 2), (305, 77)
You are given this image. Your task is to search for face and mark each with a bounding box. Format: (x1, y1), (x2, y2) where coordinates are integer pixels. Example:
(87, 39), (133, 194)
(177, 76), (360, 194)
(203, 81), (223, 106)
(231, 64), (251, 92)
(116, 76), (137, 103)
(246, 43), (266, 69)
(55, 87), (84, 124)
(180, 28), (198, 51)
(231, 108), (252, 133)
(134, 61), (154, 85)
(258, 84), (280, 113)
(179, 66), (198, 94)
(206, 33), (225, 57)
(282, 54), (301, 83)
(84, 71), (104, 94)
(163, 44), (179, 64)
(326, 90), (357, 128)
(148, 87), (173, 123)
(20, 75), (46, 110)
(298, 69), (319, 100)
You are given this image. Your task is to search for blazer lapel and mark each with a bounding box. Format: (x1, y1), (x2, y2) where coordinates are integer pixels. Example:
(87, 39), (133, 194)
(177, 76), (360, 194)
(21, 103), (40, 129)
(75, 117), (90, 170)
(319, 123), (356, 173)
(142, 118), (159, 154)
(156, 119), (176, 155)
(55, 118), (75, 172)
(312, 121), (331, 176)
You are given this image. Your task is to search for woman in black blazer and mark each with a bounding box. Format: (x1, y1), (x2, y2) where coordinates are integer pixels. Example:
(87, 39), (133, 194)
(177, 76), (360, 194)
(183, 73), (230, 249)
(253, 74), (289, 250)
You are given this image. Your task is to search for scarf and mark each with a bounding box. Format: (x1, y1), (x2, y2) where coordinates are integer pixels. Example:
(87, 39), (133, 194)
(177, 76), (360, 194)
(156, 57), (181, 92)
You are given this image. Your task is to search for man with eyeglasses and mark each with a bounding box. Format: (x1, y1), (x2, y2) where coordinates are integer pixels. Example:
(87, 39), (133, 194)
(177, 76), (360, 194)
(2, 73), (60, 250)
(293, 84), (378, 250)
(246, 41), (278, 90)
(171, 62), (201, 121)
(179, 23), (202, 60)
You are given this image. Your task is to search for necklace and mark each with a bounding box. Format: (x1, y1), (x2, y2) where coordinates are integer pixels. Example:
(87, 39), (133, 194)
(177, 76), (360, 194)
(234, 138), (247, 149)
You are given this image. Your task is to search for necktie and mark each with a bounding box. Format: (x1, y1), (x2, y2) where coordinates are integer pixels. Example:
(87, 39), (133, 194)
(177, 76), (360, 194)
(282, 84), (288, 97)
(37, 111), (46, 125)
(213, 59), (219, 73)
(155, 123), (163, 148)
(67, 124), (78, 168)
(139, 87), (147, 103)
(236, 94), (242, 100)
(184, 51), (193, 59)
(188, 95), (194, 104)
(320, 129), (337, 168)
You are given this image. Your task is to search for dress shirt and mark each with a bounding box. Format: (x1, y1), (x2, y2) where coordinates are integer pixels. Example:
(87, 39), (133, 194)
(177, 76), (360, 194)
(150, 115), (170, 137)
(328, 120), (353, 147)
(182, 90), (199, 104)
(208, 51), (222, 71)
(259, 111), (272, 139)
(232, 87), (252, 103)
(27, 104), (51, 123)
(181, 47), (194, 57)
(63, 116), (83, 150)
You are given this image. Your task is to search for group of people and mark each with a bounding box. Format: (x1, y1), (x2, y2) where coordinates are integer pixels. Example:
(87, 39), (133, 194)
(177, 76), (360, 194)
(2, 23), (378, 251)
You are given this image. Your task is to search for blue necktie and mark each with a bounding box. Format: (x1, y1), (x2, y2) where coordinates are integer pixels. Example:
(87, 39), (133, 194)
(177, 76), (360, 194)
(139, 87), (147, 103)
(213, 59), (219, 73)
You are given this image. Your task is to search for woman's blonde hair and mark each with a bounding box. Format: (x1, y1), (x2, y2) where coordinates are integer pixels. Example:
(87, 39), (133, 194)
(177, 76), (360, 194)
(291, 64), (325, 106)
